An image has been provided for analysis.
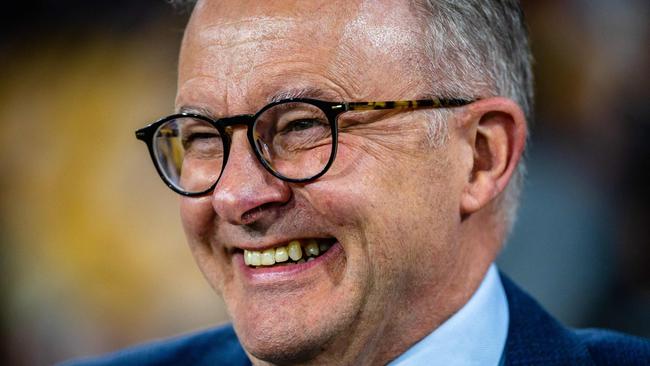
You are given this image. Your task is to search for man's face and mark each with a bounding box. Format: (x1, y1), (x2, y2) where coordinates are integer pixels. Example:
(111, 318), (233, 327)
(177, 0), (472, 363)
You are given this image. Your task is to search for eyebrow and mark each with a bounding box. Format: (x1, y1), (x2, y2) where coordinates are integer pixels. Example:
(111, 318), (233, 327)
(178, 105), (217, 119)
(267, 86), (341, 103)
(177, 86), (343, 119)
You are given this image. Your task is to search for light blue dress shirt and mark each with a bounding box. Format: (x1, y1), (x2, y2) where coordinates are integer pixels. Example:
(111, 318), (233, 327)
(388, 264), (509, 366)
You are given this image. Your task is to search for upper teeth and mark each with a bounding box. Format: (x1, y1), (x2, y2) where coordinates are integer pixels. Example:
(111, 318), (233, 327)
(244, 239), (332, 267)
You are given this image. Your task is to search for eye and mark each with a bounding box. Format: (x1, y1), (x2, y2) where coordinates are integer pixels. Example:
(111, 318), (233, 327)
(282, 119), (325, 133)
(182, 131), (220, 149)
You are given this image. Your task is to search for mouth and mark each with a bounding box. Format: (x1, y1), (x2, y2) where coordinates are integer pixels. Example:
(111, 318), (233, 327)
(240, 238), (337, 268)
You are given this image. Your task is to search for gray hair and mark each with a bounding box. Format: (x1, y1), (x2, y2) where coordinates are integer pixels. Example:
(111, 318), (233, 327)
(416, 0), (533, 236)
(172, 0), (533, 237)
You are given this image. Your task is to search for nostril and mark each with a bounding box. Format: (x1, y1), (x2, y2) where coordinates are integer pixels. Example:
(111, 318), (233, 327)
(240, 201), (283, 224)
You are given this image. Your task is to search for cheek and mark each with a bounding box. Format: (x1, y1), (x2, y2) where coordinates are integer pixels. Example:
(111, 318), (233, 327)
(305, 139), (461, 255)
(180, 196), (228, 293)
(180, 196), (215, 241)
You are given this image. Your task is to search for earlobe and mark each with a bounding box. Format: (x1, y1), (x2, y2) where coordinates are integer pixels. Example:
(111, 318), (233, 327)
(459, 98), (527, 215)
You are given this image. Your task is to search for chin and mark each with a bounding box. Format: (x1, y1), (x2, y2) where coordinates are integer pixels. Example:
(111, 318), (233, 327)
(241, 330), (327, 364)
(225, 282), (362, 364)
(231, 306), (338, 364)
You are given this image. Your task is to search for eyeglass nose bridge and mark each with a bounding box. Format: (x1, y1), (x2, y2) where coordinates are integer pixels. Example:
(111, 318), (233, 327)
(215, 113), (256, 134)
(212, 113), (283, 183)
(214, 113), (262, 163)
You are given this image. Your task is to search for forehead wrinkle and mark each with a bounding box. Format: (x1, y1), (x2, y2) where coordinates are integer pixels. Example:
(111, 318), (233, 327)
(189, 39), (310, 82)
(195, 17), (299, 48)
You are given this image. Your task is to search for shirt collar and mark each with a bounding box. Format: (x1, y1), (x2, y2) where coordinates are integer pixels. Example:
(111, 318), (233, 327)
(388, 264), (509, 366)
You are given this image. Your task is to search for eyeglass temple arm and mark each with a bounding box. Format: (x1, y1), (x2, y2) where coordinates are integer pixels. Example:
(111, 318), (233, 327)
(344, 98), (473, 111)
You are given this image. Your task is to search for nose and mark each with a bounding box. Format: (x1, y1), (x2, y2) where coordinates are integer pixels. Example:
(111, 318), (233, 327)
(212, 128), (292, 225)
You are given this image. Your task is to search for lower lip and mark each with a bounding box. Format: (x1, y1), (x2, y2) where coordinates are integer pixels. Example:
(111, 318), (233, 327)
(235, 241), (343, 283)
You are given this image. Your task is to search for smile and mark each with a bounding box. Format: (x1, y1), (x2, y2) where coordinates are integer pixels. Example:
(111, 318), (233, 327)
(243, 238), (336, 268)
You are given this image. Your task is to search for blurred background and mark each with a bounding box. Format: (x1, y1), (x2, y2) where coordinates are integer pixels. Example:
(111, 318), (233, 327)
(0, 0), (648, 364)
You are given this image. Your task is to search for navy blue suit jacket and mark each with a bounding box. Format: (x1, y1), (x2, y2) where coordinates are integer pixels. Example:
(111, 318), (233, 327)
(62, 274), (650, 365)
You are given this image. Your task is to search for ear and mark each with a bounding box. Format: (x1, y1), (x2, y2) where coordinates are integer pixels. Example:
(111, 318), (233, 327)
(457, 97), (527, 215)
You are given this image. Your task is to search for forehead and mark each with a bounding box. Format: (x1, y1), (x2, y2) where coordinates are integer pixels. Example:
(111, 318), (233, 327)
(177, 0), (427, 113)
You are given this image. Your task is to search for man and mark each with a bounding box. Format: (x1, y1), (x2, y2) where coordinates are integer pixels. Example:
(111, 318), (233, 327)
(66, 0), (650, 365)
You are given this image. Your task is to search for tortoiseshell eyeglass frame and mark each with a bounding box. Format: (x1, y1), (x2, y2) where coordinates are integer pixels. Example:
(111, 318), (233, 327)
(136, 97), (474, 196)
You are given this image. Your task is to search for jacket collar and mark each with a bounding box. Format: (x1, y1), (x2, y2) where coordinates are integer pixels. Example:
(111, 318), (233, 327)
(500, 272), (595, 365)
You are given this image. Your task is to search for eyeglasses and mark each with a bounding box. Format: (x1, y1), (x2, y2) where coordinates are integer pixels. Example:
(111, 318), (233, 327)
(136, 97), (472, 196)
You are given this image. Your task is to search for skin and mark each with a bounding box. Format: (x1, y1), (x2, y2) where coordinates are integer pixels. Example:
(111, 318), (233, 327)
(176, 0), (527, 365)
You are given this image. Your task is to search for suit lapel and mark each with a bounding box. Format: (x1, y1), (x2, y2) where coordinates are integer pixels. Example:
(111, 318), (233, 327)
(500, 273), (594, 365)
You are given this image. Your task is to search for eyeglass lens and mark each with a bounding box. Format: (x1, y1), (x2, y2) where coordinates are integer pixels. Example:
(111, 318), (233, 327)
(152, 101), (334, 194)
